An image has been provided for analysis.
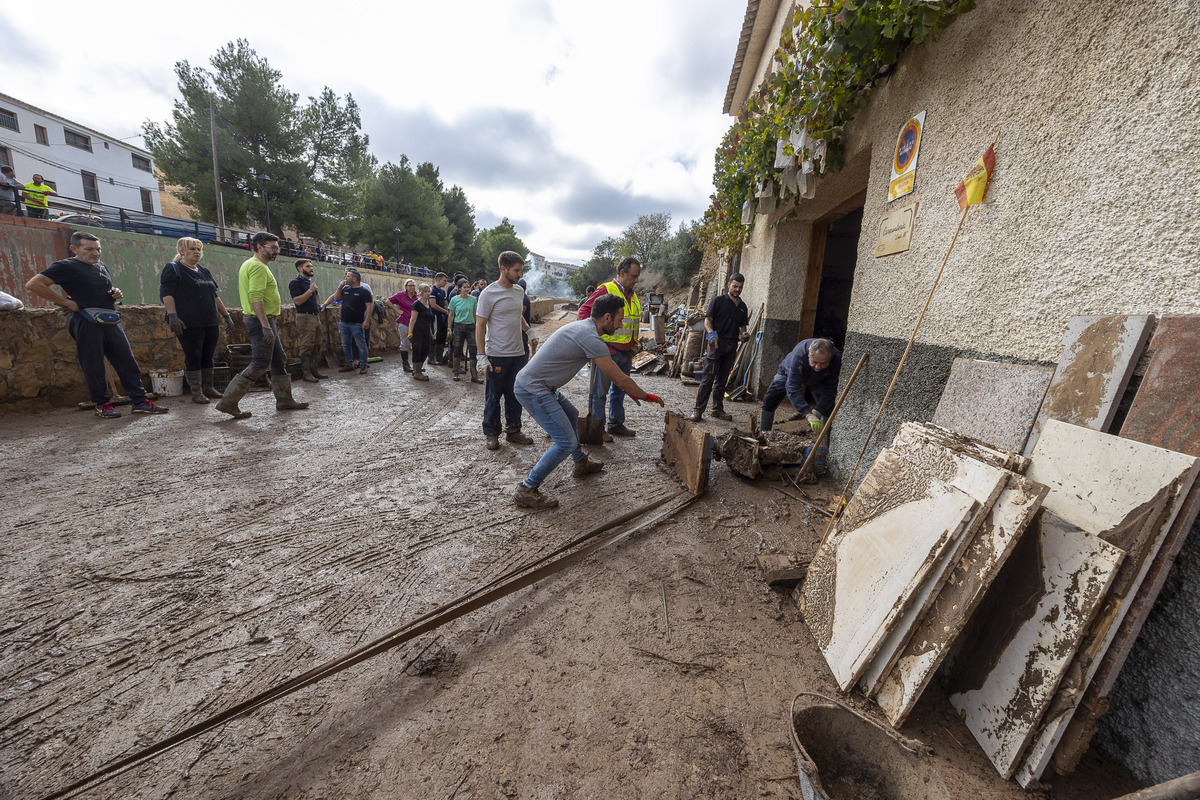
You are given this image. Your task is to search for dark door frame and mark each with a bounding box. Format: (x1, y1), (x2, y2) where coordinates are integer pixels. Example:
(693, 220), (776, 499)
(798, 189), (867, 341)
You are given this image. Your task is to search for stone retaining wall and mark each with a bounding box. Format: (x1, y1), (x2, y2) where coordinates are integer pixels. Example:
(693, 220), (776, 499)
(0, 305), (403, 405)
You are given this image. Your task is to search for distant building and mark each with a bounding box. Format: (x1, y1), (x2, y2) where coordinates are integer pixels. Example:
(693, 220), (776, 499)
(0, 92), (161, 215)
(524, 252), (548, 272)
(547, 261), (580, 277)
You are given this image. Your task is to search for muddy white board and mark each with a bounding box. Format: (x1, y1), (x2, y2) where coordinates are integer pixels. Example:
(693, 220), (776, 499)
(856, 430), (1010, 697)
(874, 472), (1047, 727)
(946, 511), (1124, 779)
(1023, 315), (1153, 455)
(1013, 419), (1200, 786)
(802, 447), (979, 691)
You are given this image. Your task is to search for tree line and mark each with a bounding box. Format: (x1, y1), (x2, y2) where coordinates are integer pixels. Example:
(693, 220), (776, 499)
(143, 40), (524, 275)
(570, 212), (704, 295)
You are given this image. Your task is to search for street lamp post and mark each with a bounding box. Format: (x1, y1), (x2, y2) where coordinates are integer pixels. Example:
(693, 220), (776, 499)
(393, 227), (402, 269)
(259, 173), (272, 233)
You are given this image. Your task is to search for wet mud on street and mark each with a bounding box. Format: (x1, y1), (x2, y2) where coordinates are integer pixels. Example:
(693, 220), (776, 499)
(1, 323), (1137, 799)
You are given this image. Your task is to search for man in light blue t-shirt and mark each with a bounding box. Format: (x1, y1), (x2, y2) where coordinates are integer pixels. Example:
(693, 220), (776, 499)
(511, 293), (664, 510)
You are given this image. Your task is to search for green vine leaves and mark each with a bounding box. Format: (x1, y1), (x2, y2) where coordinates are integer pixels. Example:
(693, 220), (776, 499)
(699, 0), (975, 254)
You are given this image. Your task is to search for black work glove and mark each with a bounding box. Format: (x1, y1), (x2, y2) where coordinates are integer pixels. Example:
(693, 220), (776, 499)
(166, 313), (186, 336)
(223, 313), (235, 334)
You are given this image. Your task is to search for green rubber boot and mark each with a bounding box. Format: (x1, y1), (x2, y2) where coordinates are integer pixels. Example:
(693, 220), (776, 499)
(215, 373), (255, 419)
(759, 409), (774, 432)
(185, 369), (208, 404)
(271, 374), (310, 410)
(200, 367), (223, 399)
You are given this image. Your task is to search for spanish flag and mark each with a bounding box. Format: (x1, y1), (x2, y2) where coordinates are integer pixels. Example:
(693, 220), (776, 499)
(955, 143), (996, 210)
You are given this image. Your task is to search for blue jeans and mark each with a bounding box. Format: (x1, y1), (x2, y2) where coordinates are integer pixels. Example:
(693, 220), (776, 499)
(339, 320), (368, 367)
(243, 316), (287, 380)
(516, 385), (585, 487)
(590, 348), (633, 424)
(482, 354), (526, 436)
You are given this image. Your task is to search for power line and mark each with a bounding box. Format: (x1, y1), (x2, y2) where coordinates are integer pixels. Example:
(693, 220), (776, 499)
(1, 141), (159, 192)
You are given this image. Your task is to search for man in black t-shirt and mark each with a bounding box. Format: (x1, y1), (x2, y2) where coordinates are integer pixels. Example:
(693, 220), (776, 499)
(429, 272), (450, 364)
(324, 268), (373, 374)
(691, 272), (749, 422)
(25, 231), (168, 418)
(289, 259), (325, 381)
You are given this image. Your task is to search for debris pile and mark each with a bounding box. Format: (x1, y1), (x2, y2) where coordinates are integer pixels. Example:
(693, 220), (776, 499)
(800, 411), (1198, 785)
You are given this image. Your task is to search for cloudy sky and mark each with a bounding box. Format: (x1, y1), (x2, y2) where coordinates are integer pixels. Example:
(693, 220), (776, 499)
(2, 1), (747, 263)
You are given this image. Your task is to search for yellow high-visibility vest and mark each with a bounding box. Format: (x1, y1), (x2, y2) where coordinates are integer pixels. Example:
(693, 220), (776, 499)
(600, 281), (641, 346)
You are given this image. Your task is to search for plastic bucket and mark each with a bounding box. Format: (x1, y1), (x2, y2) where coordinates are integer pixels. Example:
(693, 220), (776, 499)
(149, 369), (184, 396)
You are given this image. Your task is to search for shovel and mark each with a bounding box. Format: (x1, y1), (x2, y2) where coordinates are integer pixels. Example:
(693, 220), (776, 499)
(577, 361), (606, 445)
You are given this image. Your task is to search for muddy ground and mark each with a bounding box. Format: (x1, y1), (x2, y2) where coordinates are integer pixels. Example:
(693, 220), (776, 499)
(0, 313), (1139, 799)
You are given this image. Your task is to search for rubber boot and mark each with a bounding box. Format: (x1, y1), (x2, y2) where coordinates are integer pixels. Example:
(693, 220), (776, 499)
(401, 351), (412, 373)
(271, 373), (310, 410)
(759, 409), (774, 432)
(452, 353), (461, 381)
(215, 373), (255, 419)
(300, 355), (319, 382)
(413, 362), (429, 382)
(309, 356), (327, 379)
(185, 369), (208, 404)
(200, 367), (223, 399)
(470, 359), (482, 384)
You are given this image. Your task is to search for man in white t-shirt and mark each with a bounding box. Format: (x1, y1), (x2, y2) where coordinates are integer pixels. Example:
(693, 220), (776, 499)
(511, 293), (664, 509)
(476, 251), (534, 451)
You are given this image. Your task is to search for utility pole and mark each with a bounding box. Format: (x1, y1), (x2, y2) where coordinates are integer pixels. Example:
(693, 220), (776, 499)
(209, 99), (226, 234)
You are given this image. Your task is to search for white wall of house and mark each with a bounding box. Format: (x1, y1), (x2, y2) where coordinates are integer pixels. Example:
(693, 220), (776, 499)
(0, 93), (161, 215)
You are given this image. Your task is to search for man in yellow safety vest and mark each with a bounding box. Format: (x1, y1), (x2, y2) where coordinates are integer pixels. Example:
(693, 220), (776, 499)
(576, 256), (642, 437)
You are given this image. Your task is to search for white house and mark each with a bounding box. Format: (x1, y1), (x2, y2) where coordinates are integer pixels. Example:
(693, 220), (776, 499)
(0, 92), (161, 215)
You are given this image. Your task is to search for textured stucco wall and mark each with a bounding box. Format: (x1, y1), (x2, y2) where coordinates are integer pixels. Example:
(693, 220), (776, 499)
(733, 0), (1200, 784)
(844, 0), (1200, 362)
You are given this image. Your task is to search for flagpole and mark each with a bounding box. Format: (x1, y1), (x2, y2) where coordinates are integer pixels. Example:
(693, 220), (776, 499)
(819, 202), (972, 542)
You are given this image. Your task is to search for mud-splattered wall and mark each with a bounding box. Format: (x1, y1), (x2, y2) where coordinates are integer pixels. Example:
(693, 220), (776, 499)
(729, 0), (1200, 784)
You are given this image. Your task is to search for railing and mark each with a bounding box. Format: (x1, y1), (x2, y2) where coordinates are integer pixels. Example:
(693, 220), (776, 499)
(19, 195), (445, 279)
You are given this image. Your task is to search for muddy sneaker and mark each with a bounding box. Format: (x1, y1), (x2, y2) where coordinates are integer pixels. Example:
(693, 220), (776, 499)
(607, 423), (635, 437)
(95, 402), (120, 419)
(689, 408), (703, 422)
(359, 364), (368, 375)
(603, 432), (614, 443)
(505, 430), (534, 445)
(712, 408), (733, 421)
(132, 401), (169, 414)
(338, 365), (356, 372)
(513, 482), (559, 509)
(486, 435), (500, 451)
(573, 456), (605, 478)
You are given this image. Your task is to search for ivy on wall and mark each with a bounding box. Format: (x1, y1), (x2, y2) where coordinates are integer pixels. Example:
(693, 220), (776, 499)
(699, 0), (976, 253)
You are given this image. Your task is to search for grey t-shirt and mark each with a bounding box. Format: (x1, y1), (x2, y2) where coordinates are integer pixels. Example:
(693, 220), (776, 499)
(516, 319), (611, 394)
(477, 283), (526, 357)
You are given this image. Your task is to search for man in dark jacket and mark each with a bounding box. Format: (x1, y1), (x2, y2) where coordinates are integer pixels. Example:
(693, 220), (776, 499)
(759, 338), (841, 433)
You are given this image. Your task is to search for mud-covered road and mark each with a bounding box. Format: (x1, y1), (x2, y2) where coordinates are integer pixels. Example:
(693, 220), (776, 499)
(1, 318), (1136, 799)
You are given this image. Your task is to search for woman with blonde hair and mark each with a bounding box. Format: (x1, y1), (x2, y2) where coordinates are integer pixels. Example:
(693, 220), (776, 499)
(160, 237), (233, 402)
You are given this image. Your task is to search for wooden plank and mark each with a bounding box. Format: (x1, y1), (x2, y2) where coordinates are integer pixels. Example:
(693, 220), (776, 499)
(945, 511), (1124, 779)
(1024, 314), (1153, 455)
(931, 358), (1054, 453)
(660, 411), (712, 496)
(802, 446), (979, 691)
(872, 457), (1048, 726)
(856, 431), (1011, 698)
(1050, 317), (1200, 773)
(757, 554), (809, 585)
(1014, 409), (1200, 784)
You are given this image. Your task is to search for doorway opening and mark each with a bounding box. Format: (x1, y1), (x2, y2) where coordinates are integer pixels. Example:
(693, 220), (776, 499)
(799, 201), (864, 351)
